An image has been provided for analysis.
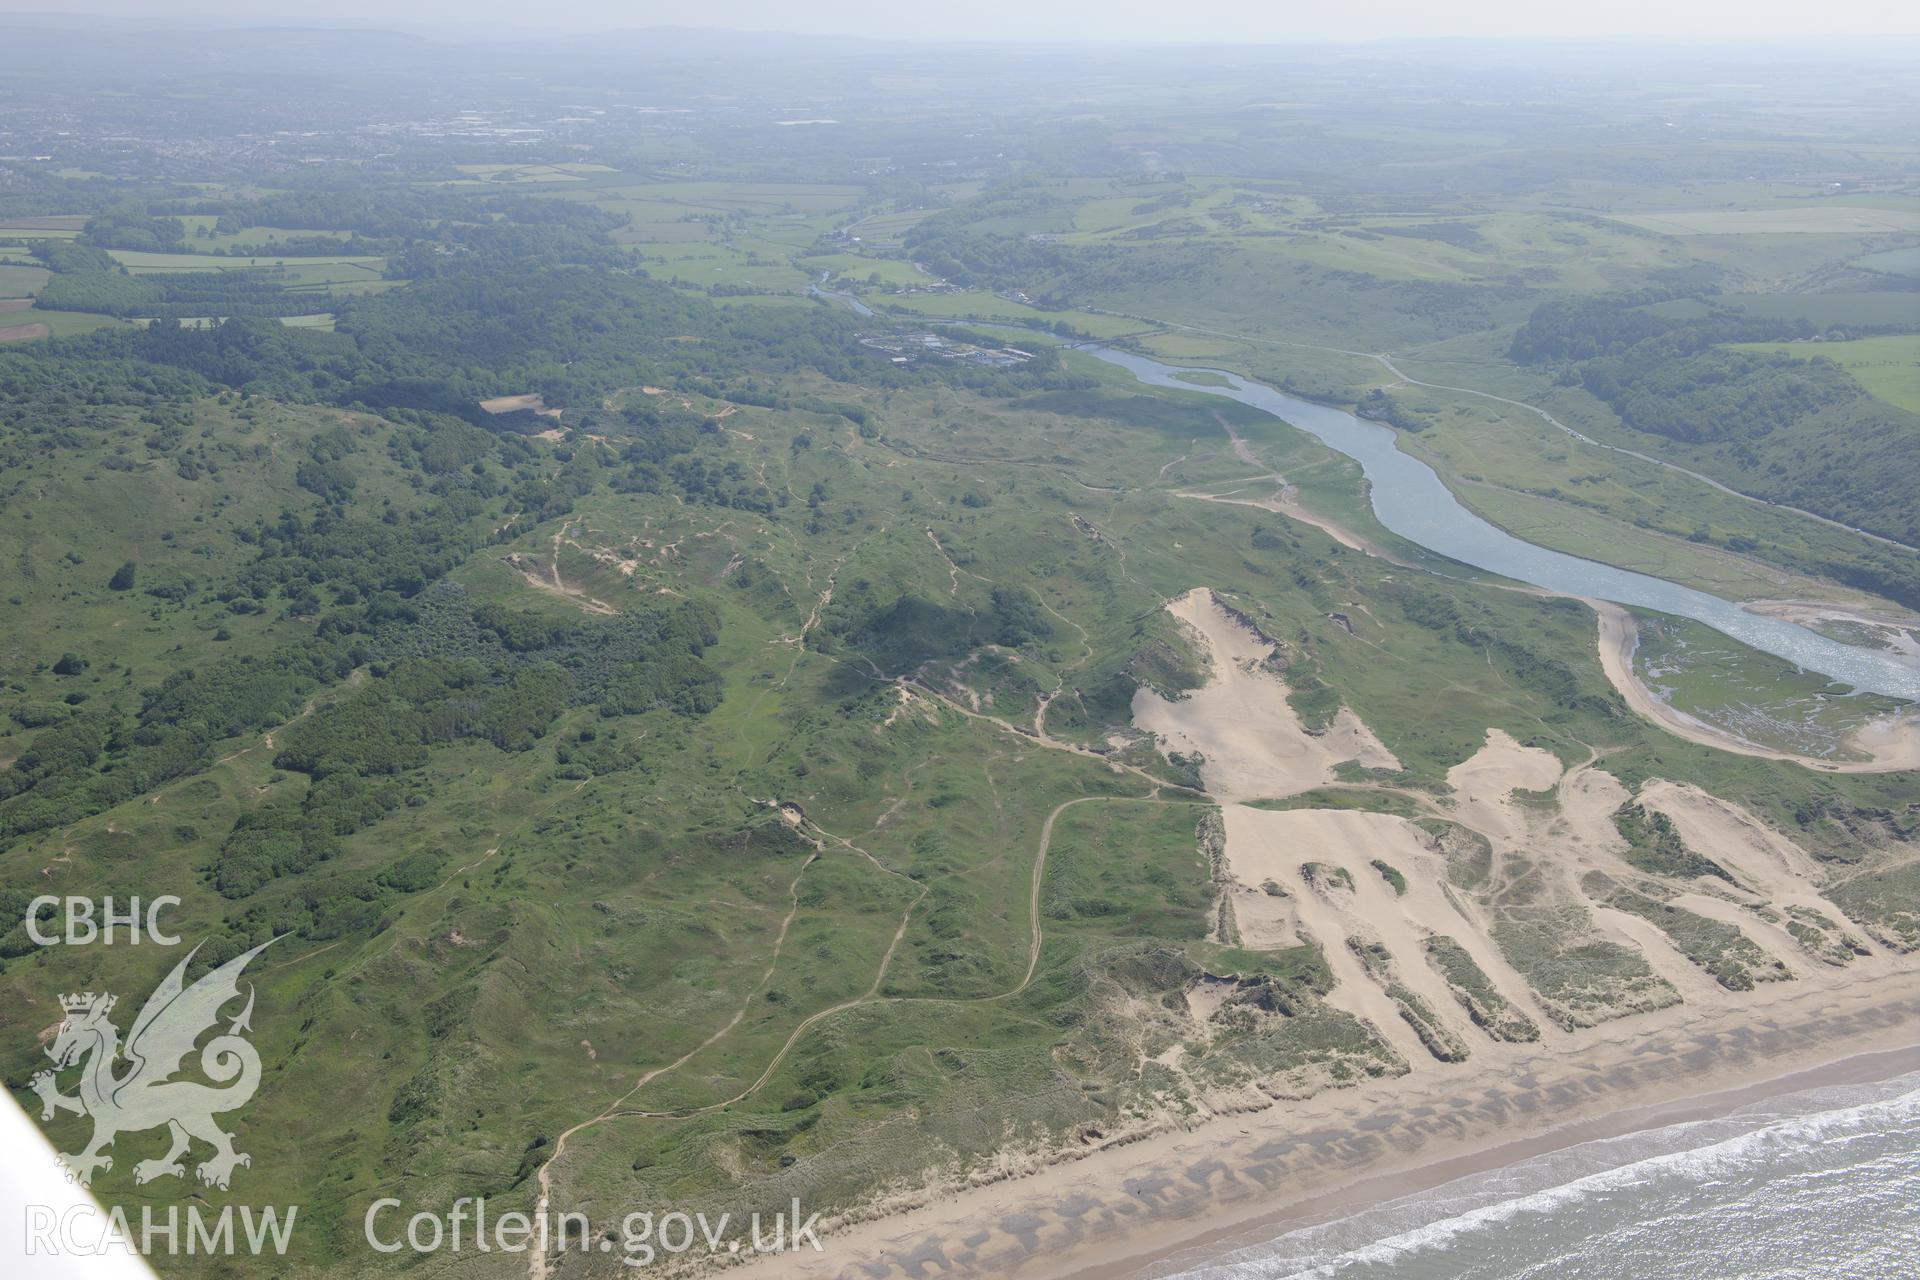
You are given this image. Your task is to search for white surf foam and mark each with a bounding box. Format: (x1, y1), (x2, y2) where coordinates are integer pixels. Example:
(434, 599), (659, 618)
(1169, 1073), (1920, 1279)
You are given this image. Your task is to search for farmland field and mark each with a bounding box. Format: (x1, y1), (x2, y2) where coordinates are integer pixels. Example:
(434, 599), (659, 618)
(0, 264), (49, 296)
(1725, 335), (1920, 413)
(105, 248), (385, 275)
(1606, 206), (1918, 235)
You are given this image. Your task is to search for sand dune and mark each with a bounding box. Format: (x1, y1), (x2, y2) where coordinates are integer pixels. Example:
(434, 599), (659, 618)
(743, 586), (1920, 1280)
(1131, 588), (1399, 802)
(1220, 805), (1552, 1063)
(1222, 879), (1299, 948)
(1443, 727), (1563, 845)
(1641, 781), (1824, 895)
(1636, 778), (1880, 957)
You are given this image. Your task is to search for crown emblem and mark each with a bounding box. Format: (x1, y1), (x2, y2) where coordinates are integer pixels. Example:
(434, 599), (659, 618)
(36, 938), (280, 1192)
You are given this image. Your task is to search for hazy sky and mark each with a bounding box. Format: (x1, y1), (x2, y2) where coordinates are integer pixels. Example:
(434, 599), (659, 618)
(3, 0), (1918, 42)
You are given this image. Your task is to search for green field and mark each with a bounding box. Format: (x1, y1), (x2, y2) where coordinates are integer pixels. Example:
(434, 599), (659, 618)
(0, 264), (49, 297)
(1853, 246), (1920, 278)
(1725, 335), (1920, 413)
(1607, 206), (1916, 235)
(106, 248), (386, 276)
(1, 304), (124, 338)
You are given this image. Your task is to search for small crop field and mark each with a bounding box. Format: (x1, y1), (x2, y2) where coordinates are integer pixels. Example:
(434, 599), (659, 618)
(800, 253), (935, 287)
(1851, 246), (1920, 278)
(843, 207), (938, 241)
(0, 264), (49, 297)
(0, 305), (122, 339)
(444, 163), (594, 184)
(105, 248), (386, 276)
(173, 216), (359, 252)
(1643, 291), (1920, 328)
(873, 289), (1152, 338)
(1608, 206), (1917, 235)
(0, 214), (85, 240)
(0, 214), (88, 231)
(642, 239), (815, 293)
(624, 181), (865, 216)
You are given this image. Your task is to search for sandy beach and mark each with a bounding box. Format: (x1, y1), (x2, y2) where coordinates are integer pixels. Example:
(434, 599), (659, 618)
(739, 975), (1920, 1280)
(1070, 1028), (1920, 1280)
(731, 589), (1920, 1280)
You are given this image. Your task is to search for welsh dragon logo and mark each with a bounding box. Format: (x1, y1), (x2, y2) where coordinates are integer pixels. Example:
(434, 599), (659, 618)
(29, 939), (275, 1190)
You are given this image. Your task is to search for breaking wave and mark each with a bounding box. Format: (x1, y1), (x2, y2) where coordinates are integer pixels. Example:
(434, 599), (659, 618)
(1162, 1071), (1920, 1280)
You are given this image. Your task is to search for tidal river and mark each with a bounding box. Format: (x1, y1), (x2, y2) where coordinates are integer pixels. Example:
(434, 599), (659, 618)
(1083, 346), (1920, 702)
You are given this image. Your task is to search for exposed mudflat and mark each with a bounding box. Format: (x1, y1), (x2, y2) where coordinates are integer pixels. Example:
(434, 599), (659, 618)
(1593, 598), (1920, 772)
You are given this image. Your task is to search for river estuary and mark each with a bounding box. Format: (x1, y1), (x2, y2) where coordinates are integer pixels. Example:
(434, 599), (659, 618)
(1083, 346), (1920, 702)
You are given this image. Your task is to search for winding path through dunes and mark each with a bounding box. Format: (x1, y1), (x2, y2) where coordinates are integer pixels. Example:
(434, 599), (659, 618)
(522, 776), (1199, 1278)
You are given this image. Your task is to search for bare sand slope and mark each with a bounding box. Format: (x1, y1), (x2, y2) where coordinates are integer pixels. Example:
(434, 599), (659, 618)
(1222, 878), (1300, 948)
(1636, 779), (1880, 946)
(1131, 588), (1399, 802)
(1552, 764), (1639, 873)
(1591, 903), (1743, 1004)
(1476, 758), (1807, 1002)
(1641, 780), (1826, 896)
(1443, 727), (1563, 845)
(1222, 806), (1440, 1065)
(1848, 712), (1920, 770)
(1222, 805), (1555, 1058)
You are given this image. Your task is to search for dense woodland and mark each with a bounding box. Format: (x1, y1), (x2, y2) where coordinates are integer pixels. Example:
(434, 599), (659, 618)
(0, 183), (1098, 962)
(1510, 294), (1920, 552)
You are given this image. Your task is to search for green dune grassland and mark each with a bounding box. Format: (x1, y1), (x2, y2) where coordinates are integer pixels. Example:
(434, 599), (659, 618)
(0, 27), (1916, 1280)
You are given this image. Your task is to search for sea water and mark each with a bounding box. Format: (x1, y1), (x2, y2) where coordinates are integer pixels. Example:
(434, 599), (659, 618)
(1156, 1071), (1920, 1279)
